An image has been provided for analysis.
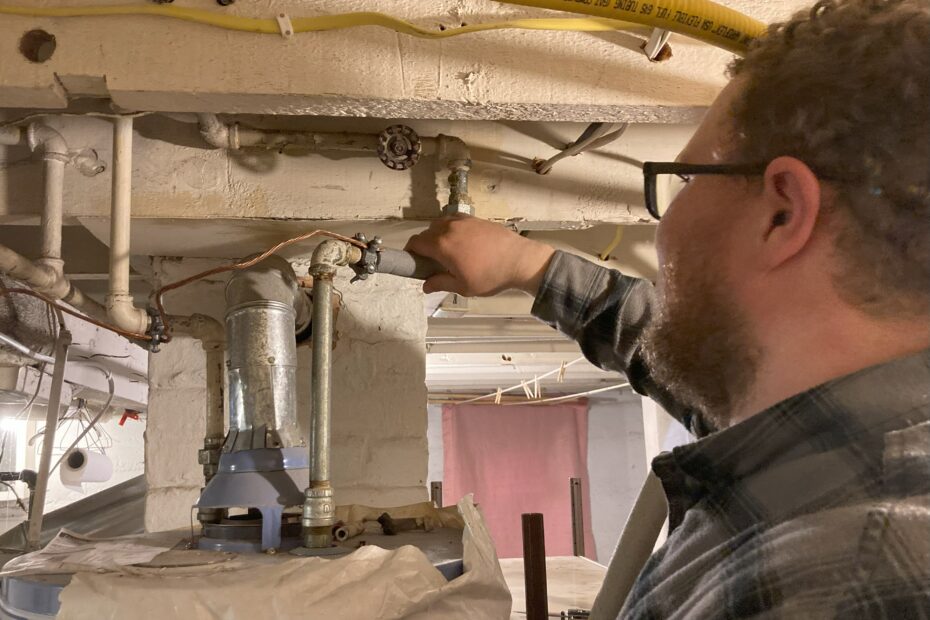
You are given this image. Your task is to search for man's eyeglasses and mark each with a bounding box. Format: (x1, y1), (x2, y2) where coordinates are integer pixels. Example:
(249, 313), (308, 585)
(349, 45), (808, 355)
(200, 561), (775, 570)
(643, 162), (768, 220)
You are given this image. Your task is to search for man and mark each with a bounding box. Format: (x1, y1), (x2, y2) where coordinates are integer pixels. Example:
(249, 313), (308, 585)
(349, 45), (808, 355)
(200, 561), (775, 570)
(407, 0), (930, 616)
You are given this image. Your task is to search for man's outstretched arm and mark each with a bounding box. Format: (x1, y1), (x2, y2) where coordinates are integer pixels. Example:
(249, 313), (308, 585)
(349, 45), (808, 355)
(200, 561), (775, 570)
(406, 216), (709, 436)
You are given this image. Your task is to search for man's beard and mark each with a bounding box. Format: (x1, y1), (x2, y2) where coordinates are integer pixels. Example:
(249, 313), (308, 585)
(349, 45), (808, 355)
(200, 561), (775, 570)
(640, 260), (761, 430)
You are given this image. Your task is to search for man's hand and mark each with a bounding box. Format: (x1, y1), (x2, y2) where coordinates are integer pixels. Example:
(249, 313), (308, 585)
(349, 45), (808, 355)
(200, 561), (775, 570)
(405, 216), (555, 296)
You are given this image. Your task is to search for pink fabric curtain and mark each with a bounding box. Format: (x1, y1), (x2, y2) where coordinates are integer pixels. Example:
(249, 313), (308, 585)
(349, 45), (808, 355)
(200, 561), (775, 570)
(442, 401), (595, 559)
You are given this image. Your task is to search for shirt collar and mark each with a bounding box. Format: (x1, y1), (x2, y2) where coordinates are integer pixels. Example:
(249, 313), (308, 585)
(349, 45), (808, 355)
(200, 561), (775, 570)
(658, 347), (930, 492)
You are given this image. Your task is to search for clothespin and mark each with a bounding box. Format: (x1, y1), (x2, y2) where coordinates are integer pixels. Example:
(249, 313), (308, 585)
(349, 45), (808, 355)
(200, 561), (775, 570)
(494, 387), (502, 405)
(521, 380), (533, 400)
(557, 360), (567, 383)
(533, 375), (540, 399)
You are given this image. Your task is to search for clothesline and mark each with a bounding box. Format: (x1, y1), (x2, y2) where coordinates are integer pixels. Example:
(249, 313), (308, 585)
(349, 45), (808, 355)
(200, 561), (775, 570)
(457, 356), (587, 405)
(498, 382), (630, 406)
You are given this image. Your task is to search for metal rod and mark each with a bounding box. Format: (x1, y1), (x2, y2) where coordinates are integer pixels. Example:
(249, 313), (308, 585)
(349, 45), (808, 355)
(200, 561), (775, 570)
(522, 512), (549, 620)
(571, 477), (585, 557)
(430, 481), (443, 508)
(26, 328), (71, 550)
(0, 331), (54, 364)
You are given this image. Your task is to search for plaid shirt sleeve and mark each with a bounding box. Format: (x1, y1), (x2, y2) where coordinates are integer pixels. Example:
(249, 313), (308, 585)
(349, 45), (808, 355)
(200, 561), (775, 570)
(531, 251), (716, 437)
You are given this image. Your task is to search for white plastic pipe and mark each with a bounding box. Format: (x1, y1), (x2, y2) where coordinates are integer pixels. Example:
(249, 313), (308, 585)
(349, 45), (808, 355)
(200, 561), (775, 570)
(105, 117), (149, 335)
(589, 471), (668, 619)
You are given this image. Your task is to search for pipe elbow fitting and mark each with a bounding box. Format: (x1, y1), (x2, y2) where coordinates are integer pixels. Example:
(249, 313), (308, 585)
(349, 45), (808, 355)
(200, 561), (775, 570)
(436, 134), (471, 171)
(197, 113), (236, 149)
(309, 240), (360, 277)
(26, 123), (69, 161)
(106, 293), (150, 335)
(33, 261), (69, 298)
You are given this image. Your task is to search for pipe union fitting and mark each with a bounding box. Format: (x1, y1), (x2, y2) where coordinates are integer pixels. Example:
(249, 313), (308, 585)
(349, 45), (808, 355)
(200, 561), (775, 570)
(301, 486), (335, 528)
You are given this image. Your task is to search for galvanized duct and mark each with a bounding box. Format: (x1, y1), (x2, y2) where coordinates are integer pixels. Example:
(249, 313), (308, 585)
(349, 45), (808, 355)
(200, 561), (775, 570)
(223, 255), (310, 452)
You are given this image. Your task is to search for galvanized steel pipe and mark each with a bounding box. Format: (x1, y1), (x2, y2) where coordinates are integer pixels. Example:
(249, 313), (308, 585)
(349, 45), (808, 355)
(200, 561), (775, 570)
(301, 239), (360, 548)
(302, 270), (335, 548)
(309, 275), (333, 484)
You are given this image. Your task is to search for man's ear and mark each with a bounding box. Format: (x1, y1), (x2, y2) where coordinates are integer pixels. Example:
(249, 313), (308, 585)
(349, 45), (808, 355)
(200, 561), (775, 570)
(757, 156), (822, 269)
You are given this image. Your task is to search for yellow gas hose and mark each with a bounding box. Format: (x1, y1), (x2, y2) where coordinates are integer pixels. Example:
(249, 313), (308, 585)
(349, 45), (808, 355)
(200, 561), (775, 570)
(0, 2), (764, 54)
(0, 5), (645, 39)
(497, 0), (765, 54)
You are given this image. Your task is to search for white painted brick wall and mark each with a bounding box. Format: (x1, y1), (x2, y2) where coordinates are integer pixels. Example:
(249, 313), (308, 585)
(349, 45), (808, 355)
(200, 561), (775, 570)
(145, 257), (428, 531)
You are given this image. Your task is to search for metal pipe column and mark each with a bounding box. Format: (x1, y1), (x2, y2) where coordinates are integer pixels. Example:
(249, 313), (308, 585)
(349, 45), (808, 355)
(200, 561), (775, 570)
(302, 270), (335, 548)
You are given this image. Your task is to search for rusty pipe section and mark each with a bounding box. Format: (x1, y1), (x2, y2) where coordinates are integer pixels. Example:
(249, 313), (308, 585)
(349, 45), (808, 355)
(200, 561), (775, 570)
(196, 115), (474, 216)
(427, 135), (473, 216)
(302, 240), (360, 549)
(197, 113), (378, 153)
(224, 255), (311, 453)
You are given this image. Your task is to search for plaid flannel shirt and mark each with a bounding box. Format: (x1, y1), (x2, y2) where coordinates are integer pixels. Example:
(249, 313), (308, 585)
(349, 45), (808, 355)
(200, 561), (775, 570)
(532, 251), (930, 619)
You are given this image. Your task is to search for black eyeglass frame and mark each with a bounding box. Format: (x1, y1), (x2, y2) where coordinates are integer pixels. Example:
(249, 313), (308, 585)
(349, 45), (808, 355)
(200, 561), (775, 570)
(642, 161), (769, 220)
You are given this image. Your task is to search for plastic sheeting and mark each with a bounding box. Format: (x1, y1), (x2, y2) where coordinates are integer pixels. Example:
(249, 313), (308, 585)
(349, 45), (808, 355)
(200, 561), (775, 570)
(50, 496), (509, 619)
(0, 529), (174, 578)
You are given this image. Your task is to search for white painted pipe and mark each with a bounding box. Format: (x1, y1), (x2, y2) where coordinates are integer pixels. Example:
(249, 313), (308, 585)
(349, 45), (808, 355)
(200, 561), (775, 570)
(0, 123), (109, 322)
(0, 245), (56, 290)
(105, 117), (150, 335)
(25, 123), (69, 297)
(40, 157), (65, 262)
(589, 471), (668, 619)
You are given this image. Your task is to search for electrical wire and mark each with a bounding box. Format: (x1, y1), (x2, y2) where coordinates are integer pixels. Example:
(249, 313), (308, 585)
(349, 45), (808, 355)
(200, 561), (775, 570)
(0, 364), (47, 470)
(598, 226), (624, 261)
(0, 481), (27, 514)
(153, 229), (365, 341)
(50, 391), (114, 476)
(11, 365), (45, 422)
(0, 5), (646, 39)
(2, 229), (363, 345)
(0, 288), (151, 341)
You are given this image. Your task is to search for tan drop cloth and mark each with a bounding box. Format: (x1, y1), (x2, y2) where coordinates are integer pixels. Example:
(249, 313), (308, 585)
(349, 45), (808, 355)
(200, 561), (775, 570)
(53, 496), (510, 619)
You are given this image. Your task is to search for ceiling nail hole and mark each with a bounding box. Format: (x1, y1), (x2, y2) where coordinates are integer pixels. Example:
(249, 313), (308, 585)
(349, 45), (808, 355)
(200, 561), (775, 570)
(19, 29), (57, 63)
